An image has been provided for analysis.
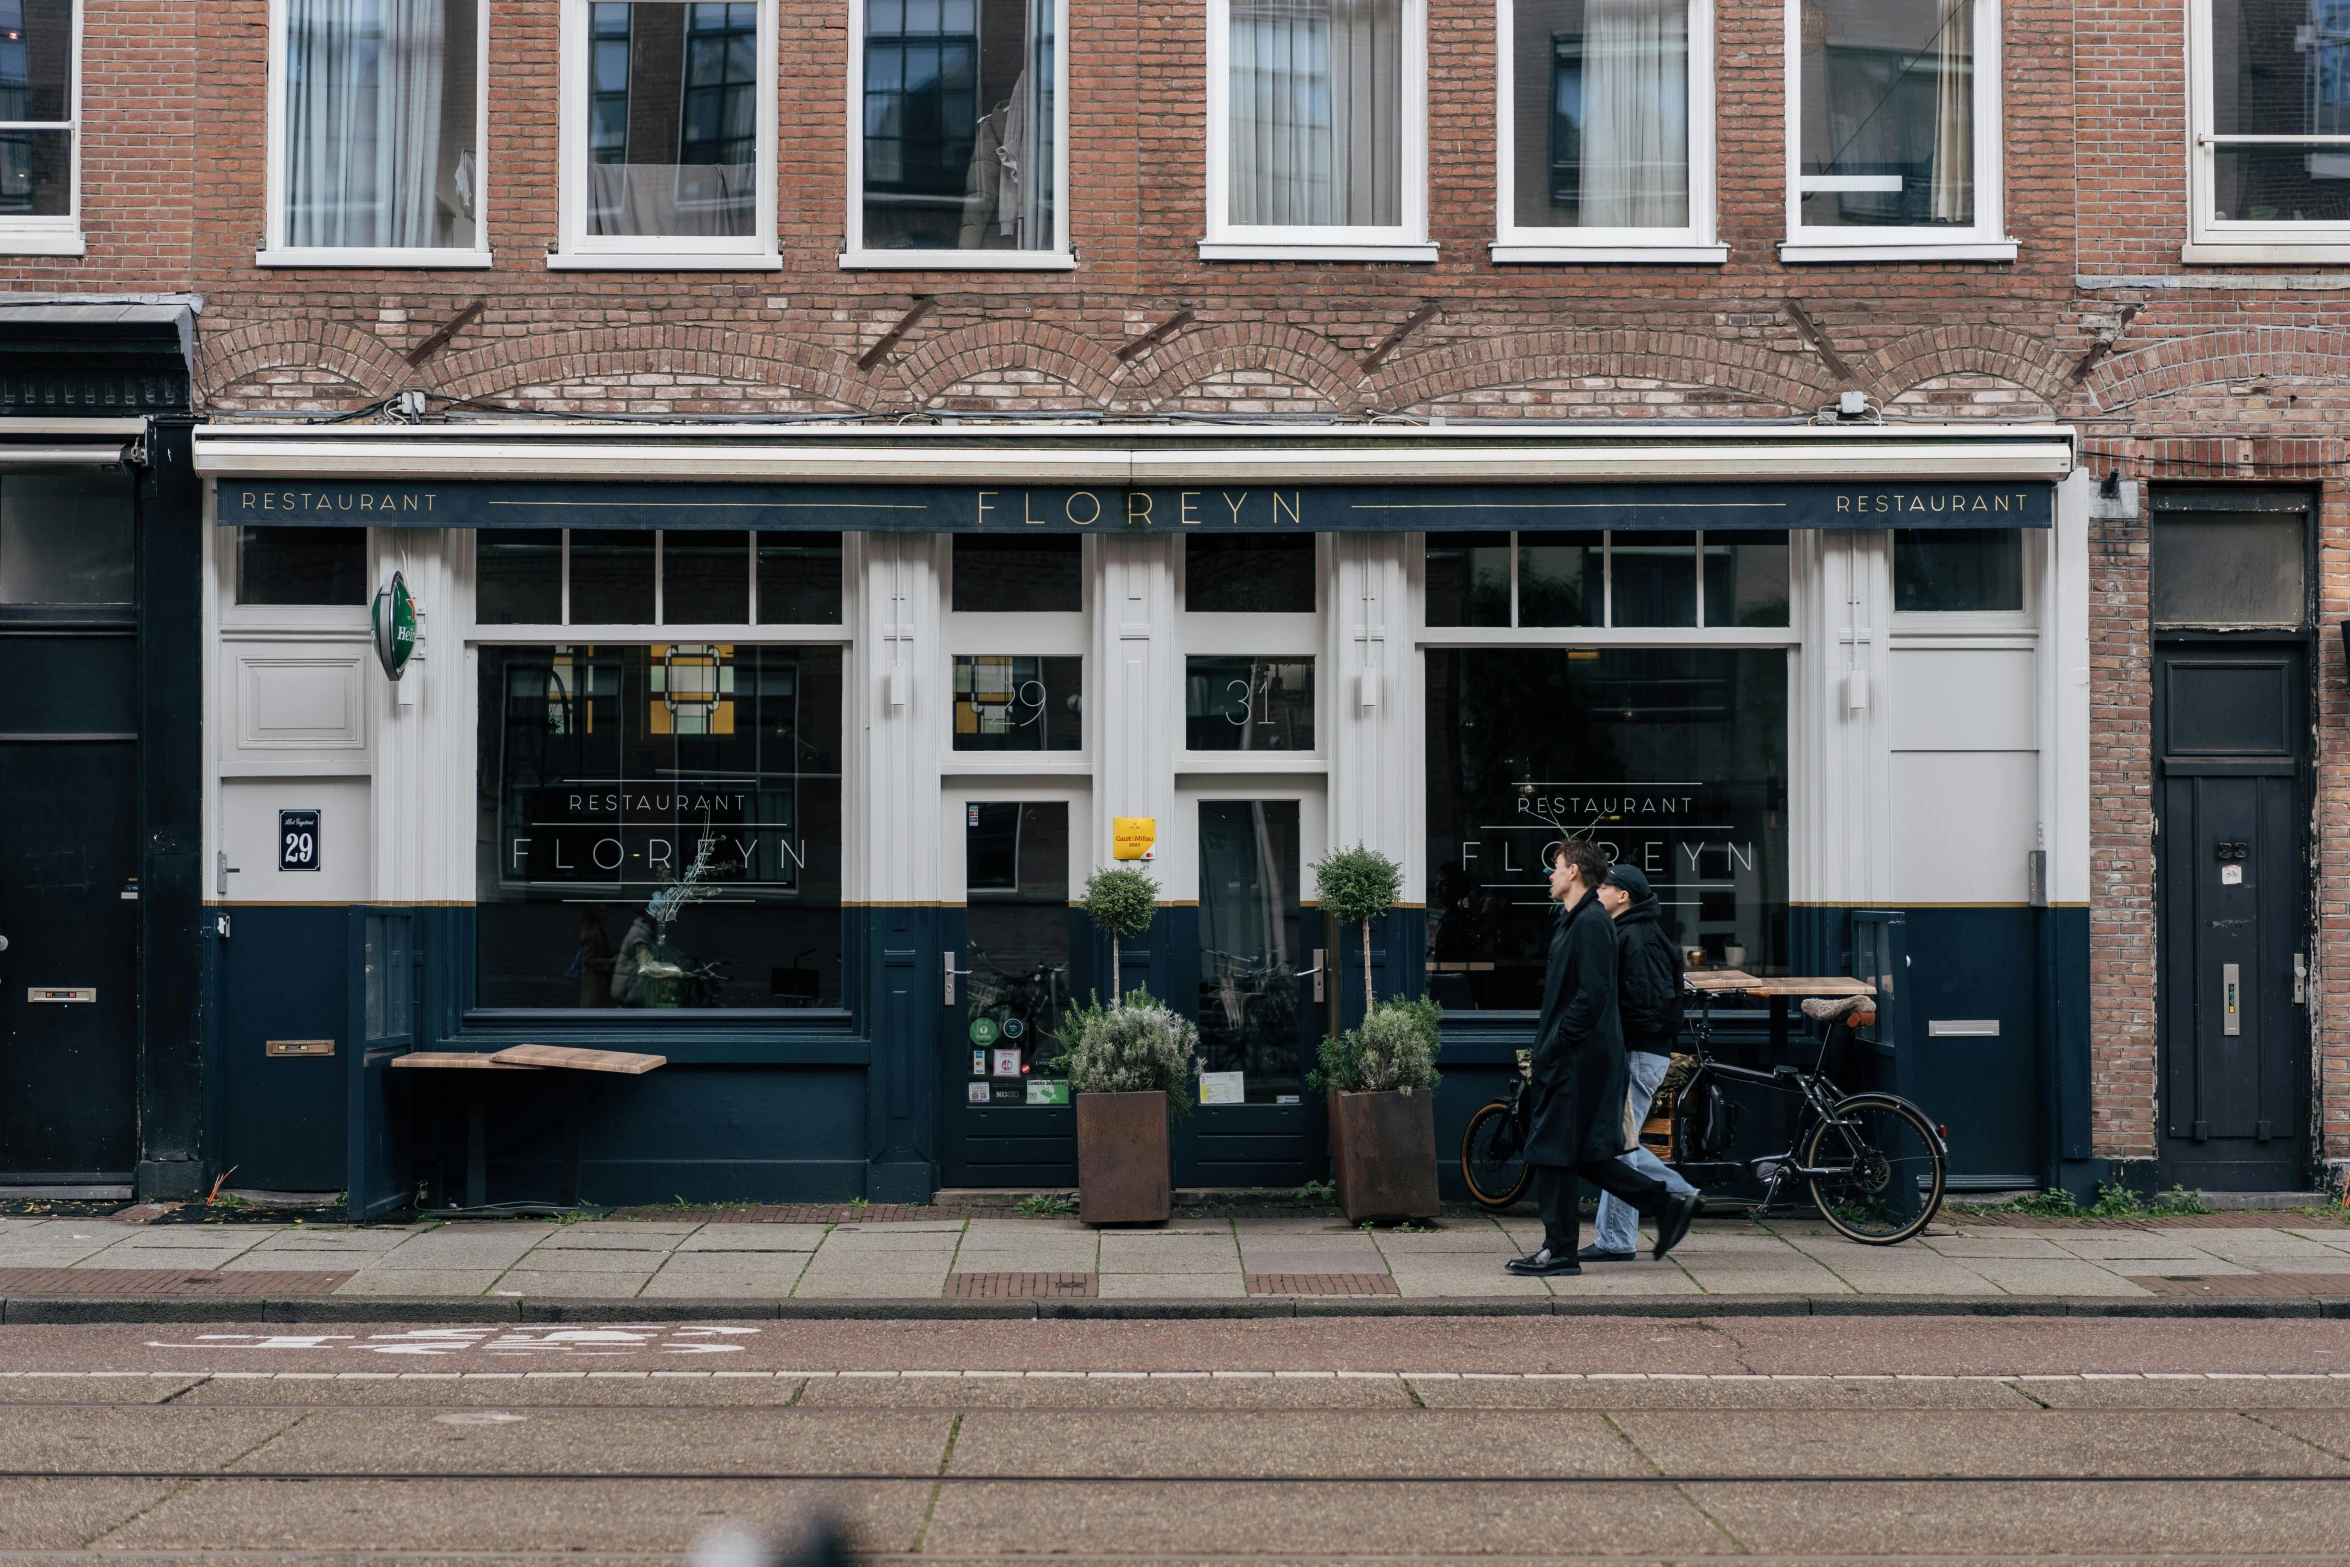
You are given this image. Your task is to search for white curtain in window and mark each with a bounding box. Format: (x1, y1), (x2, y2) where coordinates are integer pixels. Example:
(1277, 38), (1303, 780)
(1930, 0), (1973, 223)
(1228, 0), (1400, 227)
(1579, 0), (1688, 227)
(286, 0), (447, 248)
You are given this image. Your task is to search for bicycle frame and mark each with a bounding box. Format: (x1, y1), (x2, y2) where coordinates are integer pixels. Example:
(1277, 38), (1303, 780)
(1673, 992), (1879, 1194)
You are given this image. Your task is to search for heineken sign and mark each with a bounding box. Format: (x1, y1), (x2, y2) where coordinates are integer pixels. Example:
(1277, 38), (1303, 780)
(223, 478), (2054, 533)
(372, 571), (418, 681)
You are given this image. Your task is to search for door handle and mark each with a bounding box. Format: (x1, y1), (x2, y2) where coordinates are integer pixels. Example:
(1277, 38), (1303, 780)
(215, 851), (241, 898)
(0, 933), (9, 953)
(2295, 953), (2308, 1006)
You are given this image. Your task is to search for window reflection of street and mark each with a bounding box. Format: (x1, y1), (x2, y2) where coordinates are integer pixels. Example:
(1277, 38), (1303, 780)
(1197, 800), (1303, 1103)
(964, 802), (1071, 1100)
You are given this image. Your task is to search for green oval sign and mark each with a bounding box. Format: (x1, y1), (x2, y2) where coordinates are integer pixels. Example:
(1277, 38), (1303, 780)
(372, 571), (418, 681)
(968, 1017), (999, 1047)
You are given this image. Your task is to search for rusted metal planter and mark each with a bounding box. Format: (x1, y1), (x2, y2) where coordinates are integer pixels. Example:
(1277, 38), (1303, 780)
(1332, 1088), (1439, 1223)
(1076, 1090), (1172, 1225)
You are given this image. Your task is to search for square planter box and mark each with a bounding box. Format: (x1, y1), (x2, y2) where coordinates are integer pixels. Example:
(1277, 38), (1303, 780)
(1076, 1090), (1171, 1225)
(1332, 1088), (1439, 1223)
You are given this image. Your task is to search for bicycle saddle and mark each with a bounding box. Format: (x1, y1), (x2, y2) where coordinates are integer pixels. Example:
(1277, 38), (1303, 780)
(1800, 994), (1876, 1025)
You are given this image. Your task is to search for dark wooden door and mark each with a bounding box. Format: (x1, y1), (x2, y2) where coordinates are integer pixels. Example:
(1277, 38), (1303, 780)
(2155, 648), (2308, 1191)
(0, 630), (140, 1183)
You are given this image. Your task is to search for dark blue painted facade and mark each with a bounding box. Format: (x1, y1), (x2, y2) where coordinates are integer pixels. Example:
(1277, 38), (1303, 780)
(207, 896), (2088, 1210)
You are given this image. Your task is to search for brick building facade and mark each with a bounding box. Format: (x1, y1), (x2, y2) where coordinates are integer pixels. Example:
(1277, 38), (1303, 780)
(5, 0), (2337, 1200)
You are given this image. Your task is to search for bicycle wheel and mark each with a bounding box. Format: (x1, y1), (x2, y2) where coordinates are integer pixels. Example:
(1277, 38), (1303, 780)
(1460, 1101), (1534, 1210)
(1802, 1094), (1946, 1245)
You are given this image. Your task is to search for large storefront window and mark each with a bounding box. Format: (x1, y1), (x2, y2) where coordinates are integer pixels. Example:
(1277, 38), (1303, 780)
(1425, 648), (1787, 1009)
(476, 643), (843, 1009)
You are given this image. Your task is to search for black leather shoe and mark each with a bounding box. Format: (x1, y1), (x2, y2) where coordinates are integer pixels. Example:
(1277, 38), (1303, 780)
(1651, 1192), (1700, 1260)
(1577, 1245), (1636, 1263)
(1504, 1252), (1584, 1278)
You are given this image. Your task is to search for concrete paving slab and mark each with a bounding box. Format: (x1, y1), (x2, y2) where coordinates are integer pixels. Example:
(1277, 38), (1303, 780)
(792, 1270), (950, 1299)
(329, 1268), (503, 1296)
(960, 1219), (1088, 1238)
(813, 1233), (962, 1254)
(0, 1242), (124, 1266)
(1381, 1261), (1551, 1297)
(243, 1229), (415, 1253)
(2048, 1234), (2232, 1260)
(1408, 1378), (2035, 1411)
(1963, 1259), (2155, 1296)
(1675, 1257), (1852, 1295)
(1546, 1265), (1705, 1297)
(2025, 1379), (2350, 1411)
(830, 1221), (966, 1234)
(510, 1247), (672, 1273)
(1617, 1407), (2348, 1478)
(217, 1253), (376, 1273)
(1917, 1234), (2079, 1259)
(89, 1227), (279, 1249)
(494, 1271), (655, 1297)
(649, 1252), (811, 1279)
(99, 1477), (937, 1555)
(947, 1408), (1647, 1478)
(1097, 1240), (1239, 1275)
(921, 1478), (1729, 1558)
(1666, 1232), (1812, 1257)
(1370, 1229), (1517, 1253)
(0, 1478), (180, 1550)
(2236, 1253), (2350, 1273)
(674, 1224), (830, 1252)
(72, 1248), (262, 1272)
(1693, 1478), (2350, 1557)
(1094, 1274), (1246, 1299)
(1833, 1264), (2009, 1296)
(637, 1276), (795, 1299)
(1235, 1249), (1388, 1275)
(2103, 1259), (2258, 1277)
(2249, 1410), (2350, 1456)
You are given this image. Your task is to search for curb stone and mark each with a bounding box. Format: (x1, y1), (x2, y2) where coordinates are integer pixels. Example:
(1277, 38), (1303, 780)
(8, 1294), (2350, 1323)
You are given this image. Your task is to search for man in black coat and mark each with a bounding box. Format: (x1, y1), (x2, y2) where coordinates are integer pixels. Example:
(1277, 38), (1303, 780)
(1505, 837), (1701, 1278)
(1585, 862), (1700, 1262)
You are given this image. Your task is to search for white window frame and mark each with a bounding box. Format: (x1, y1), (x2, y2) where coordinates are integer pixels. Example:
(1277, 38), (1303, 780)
(257, 0), (494, 269)
(0, 0), (83, 257)
(1490, 0), (1725, 264)
(1201, 0), (1436, 263)
(841, 0), (1073, 271)
(2184, 0), (2350, 261)
(552, 0), (781, 271)
(1779, 0), (2015, 264)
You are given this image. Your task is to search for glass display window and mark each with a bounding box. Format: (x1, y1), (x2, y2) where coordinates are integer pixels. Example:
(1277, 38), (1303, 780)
(1424, 530), (1787, 628)
(1184, 655), (1315, 751)
(952, 654), (1082, 750)
(474, 643), (843, 1010)
(1424, 647), (1788, 1008)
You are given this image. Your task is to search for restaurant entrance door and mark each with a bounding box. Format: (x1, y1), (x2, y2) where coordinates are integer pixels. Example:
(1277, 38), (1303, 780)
(940, 798), (1080, 1187)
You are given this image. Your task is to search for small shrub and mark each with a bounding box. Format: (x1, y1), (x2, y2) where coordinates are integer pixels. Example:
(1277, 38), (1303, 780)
(1998, 1188), (2082, 1218)
(1295, 1179), (1335, 1203)
(1311, 845), (1405, 1015)
(1312, 996), (1443, 1095)
(1014, 1192), (1078, 1218)
(2145, 1184), (2211, 1217)
(1053, 986), (1198, 1113)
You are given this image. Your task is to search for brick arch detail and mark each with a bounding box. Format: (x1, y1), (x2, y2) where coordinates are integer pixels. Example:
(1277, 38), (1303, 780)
(200, 319), (415, 403)
(1131, 323), (1368, 413)
(1859, 325), (2069, 407)
(893, 320), (1124, 408)
(430, 325), (868, 409)
(2084, 327), (2350, 414)
(1381, 329), (1830, 414)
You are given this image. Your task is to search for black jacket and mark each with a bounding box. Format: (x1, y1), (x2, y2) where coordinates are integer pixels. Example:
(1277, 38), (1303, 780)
(1523, 889), (1629, 1167)
(1612, 892), (1685, 1057)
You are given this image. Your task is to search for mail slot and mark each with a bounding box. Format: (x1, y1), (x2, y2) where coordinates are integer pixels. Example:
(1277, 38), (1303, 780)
(27, 988), (94, 1004)
(265, 1039), (336, 1058)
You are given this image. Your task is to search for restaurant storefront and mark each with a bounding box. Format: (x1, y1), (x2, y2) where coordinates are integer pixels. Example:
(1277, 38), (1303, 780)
(191, 423), (2089, 1211)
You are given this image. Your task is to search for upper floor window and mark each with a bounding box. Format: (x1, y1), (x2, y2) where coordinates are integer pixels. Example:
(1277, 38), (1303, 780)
(262, 0), (487, 267)
(0, 0), (80, 256)
(1783, 0), (2013, 262)
(2188, 0), (2350, 258)
(1492, 0), (1723, 263)
(555, 0), (778, 269)
(1202, 0), (1434, 262)
(844, 0), (1068, 269)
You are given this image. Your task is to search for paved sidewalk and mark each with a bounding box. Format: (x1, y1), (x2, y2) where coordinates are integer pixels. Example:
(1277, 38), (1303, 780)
(5, 1209), (2350, 1309)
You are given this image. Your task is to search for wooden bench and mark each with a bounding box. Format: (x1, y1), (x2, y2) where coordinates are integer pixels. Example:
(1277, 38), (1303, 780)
(391, 1046), (667, 1214)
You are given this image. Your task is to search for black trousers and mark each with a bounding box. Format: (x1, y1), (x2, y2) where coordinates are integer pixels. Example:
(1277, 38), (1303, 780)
(1534, 1158), (1671, 1258)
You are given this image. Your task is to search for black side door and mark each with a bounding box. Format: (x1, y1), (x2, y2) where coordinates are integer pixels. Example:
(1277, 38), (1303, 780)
(2155, 648), (2307, 1190)
(0, 470), (142, 1186)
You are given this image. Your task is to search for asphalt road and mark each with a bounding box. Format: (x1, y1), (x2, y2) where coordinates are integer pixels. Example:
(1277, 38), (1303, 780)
(3, 1316), (2348, 1563)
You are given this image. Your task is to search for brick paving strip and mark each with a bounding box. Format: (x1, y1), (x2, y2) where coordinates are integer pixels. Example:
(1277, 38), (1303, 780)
(946, 1272), (1096, 1299)
(1246, 1273), (1401, 1297)
(0, 1268), (354, 1297)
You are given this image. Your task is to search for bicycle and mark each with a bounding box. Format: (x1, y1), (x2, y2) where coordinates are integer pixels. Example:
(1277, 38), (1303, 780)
(1459, 989), (1948, 1246)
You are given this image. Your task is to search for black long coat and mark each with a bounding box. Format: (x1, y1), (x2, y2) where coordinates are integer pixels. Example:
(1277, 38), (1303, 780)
(1524, 889), (1630, 1168)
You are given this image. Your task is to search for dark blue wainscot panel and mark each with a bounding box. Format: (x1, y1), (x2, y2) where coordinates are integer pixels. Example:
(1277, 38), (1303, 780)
(215, 905), (351, 1193)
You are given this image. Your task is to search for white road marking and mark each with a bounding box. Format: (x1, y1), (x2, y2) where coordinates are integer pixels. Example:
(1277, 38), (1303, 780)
(137, 1326), (756, 1357)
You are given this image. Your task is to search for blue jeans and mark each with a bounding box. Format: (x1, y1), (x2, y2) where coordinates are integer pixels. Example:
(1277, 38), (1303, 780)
(1595, 1051), (1698, 1254)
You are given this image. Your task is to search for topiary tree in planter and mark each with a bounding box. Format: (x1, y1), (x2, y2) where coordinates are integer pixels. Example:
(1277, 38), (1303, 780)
(1080, 865), (1159, 1002)
(1054, 986), (1198, 1115)
(1052, 983), (1196, 1226)
(1311, 844), (1404, 1019)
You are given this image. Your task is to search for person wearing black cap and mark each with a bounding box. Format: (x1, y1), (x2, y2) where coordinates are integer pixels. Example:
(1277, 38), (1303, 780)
(1504, 837), (1701, 1278)
(1586, 862), (1700, 1262)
